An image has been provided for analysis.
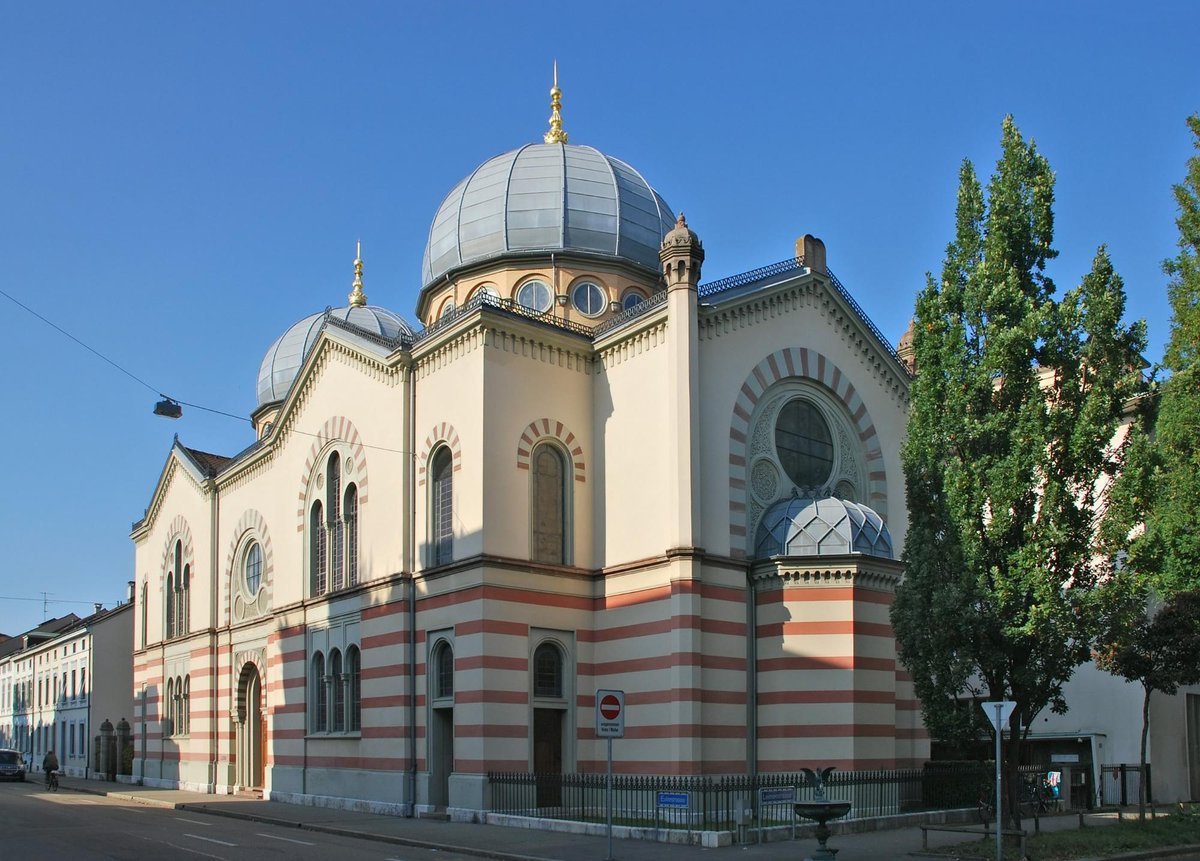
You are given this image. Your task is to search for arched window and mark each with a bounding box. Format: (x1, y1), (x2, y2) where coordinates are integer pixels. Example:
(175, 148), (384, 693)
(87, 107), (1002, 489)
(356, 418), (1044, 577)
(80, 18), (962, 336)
(328, 453), (343, 591)
(533, 643), (563, 698)
(244, 542), (262, 595)
(182, 675), (190, 735)
(330, 649), (345, 732)
(344, 485), (358, 587)
(433, 642), (454, 700)
(310, 501), (326, 596)
(431, 447), (454, 566)
(347, 645), (361, 732)
(312, 652), (327, 733)
(165, 573), (176, 639)
(164, 677), (175, 736)
(180, 564), (189, 635)
(309, 450), (360, 596)
(531, 444), (567, 564)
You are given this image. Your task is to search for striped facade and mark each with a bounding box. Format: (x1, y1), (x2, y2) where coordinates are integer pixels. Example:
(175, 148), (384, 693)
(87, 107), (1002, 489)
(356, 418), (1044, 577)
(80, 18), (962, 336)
(130, 174), (925, 816)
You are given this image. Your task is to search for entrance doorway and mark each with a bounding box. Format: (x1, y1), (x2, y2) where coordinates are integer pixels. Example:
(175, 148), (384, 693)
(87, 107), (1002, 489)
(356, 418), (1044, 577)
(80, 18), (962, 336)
(533, 708), (563, 807)
(237, 665), (264, 790)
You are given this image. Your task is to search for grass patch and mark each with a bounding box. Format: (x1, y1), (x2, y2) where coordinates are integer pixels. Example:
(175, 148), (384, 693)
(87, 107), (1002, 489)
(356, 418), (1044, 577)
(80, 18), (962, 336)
(928, 810), (1200, 860)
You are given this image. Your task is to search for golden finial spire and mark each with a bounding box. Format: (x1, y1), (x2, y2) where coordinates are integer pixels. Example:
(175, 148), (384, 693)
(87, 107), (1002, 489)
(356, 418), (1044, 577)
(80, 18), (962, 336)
(544, 60), (568, 144)
(348, 240), (367, 307)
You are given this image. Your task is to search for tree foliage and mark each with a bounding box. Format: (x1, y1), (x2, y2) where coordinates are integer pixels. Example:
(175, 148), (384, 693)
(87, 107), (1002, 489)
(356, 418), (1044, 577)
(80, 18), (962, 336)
(1111, 115), (1200, 595)
(891, 117), (1146, 820)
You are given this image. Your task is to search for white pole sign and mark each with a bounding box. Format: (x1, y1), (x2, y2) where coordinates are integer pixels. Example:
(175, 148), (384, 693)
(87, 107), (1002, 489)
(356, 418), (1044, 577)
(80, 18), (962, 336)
(982, 700), (1016, 861)
(596, 689), (625, 738)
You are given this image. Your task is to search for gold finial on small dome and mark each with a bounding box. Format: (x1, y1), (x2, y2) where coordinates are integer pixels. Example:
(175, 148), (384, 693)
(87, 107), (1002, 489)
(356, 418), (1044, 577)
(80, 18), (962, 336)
(348, 240), (367, 307)
(544, 60), (569, 144)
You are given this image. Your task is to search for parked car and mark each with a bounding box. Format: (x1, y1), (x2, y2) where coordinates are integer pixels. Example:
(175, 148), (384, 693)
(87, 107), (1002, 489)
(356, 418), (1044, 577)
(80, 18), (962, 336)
(0, 749), (25, 781)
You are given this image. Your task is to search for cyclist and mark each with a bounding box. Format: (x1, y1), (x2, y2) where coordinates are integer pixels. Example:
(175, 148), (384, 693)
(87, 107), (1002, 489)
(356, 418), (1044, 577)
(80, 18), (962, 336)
(42, 749), (59, 789)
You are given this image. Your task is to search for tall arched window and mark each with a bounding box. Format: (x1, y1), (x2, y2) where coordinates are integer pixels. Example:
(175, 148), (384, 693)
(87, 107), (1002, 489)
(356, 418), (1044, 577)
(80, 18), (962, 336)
(533, 642), (563, 698)
(347, 645), (361, 731)
(182, 675), (190, 735)
(180, 564), (189, 635)
(434, 642), (454, 700)
(330, 649), (345, 732)
(344, 485), (358, 587)
(310, 501), (326, 596)
(328, 453), (343, 591)
(165, 573), (176, 639)
(165, 678), (175, 736)
(431, 447), (454, 566)
(312, 652), (327, 733)
(309, 450), (360, 596)
(531, 444), (567, 564)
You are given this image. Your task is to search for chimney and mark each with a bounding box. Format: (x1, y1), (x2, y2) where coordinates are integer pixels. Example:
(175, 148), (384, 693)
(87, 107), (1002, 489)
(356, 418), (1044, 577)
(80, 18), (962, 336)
(795, 234), (827, 275)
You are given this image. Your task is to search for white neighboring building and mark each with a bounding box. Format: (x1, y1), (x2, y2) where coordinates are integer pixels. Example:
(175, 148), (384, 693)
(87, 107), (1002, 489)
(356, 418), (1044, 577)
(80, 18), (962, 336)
(0, 600), (134, 779)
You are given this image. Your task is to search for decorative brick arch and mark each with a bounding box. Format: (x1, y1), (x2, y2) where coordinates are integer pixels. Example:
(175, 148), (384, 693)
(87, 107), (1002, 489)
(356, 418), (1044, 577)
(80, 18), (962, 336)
(295, 416), (369, 528)
(516, 418), (586, 483)
(729, 348), (888, 557)
(233, 649), (267, 723)
(159, 515), (195, 589)
(223, 509), (274, 626)
(417, 422), (462, 487)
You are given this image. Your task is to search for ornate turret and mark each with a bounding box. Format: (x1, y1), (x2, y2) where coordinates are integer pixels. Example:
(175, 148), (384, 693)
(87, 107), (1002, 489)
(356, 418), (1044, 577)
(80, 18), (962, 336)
(660, 212), (704, 290)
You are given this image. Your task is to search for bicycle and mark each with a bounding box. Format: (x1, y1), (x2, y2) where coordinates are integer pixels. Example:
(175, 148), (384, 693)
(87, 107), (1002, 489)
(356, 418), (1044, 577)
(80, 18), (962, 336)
(46, 769), (59, 792)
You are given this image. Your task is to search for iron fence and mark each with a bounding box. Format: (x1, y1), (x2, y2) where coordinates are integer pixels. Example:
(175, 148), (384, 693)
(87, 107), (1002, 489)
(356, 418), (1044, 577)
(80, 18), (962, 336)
(488, 765), (991, 831)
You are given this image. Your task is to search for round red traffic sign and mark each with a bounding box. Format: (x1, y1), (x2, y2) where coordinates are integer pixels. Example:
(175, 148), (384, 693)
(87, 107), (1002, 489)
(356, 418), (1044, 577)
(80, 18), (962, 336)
(600, 694), (621, 720)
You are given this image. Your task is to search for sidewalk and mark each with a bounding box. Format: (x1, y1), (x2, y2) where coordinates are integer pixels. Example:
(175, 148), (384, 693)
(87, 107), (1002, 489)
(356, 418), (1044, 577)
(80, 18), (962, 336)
(47, 777), (1200, 861)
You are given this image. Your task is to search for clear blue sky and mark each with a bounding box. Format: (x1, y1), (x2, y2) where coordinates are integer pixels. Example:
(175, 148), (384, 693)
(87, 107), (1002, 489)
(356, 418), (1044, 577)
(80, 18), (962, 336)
(0, 1), (1195, 636)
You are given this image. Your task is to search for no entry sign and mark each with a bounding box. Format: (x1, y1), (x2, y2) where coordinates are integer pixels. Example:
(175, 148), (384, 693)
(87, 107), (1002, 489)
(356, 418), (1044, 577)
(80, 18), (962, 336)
(595, 689), (625, 738)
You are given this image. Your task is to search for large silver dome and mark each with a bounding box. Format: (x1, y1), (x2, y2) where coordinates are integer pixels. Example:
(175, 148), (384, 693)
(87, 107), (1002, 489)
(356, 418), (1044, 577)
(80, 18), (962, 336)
(421, 143), (675, 289)
(256, 305), (413, 406)
(755, 496), (894, 560)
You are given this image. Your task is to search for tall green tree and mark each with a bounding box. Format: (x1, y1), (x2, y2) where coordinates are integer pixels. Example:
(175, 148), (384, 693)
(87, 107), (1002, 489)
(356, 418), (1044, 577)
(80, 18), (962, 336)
(891, 116), (1146, 825)
(1116, 114), (1200, 594)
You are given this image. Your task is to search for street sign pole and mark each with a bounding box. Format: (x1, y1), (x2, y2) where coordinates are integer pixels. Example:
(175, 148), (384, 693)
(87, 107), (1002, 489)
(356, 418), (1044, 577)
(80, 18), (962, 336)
(595, 690), (625, 861)
(607, 736), (613, 861)
(994, 703), (1002, 861)
(982, 701), (1016, 861)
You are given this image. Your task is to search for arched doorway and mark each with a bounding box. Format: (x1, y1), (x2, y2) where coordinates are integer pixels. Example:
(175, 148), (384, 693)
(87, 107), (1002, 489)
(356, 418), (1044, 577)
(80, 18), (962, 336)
(236, 664), (265, 790)
(428, 640), (454, 808)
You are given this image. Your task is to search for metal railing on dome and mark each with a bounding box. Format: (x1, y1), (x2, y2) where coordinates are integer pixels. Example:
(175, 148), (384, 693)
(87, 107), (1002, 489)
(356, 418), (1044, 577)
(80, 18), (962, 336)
(316, 258), (905, 369)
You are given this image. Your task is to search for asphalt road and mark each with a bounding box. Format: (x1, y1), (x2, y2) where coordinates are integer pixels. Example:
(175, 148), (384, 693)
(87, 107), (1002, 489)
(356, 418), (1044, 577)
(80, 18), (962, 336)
(0, 781), (481, 861)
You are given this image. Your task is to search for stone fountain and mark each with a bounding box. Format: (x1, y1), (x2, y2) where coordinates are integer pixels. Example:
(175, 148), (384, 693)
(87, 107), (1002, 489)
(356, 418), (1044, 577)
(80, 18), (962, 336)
(794, 767), (852, 861)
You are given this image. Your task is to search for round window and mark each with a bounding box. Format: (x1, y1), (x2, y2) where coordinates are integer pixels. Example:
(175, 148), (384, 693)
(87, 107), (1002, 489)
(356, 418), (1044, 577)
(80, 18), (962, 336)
(439, 300), (457, 319)
(621, 291), (646, 310)
(774, 400), (834, 488)
(571, 281), (606, 317)
(473, 285), (499, 304)
(517, 280), (552, 313)
(244, 542), (262, 595)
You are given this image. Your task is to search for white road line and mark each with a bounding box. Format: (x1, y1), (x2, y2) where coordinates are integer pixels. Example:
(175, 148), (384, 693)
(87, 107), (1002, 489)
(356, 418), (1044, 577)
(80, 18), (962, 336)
(175, 816), (214, 825)
(185, 833), (237, 846)
(258, 832), (316, 845)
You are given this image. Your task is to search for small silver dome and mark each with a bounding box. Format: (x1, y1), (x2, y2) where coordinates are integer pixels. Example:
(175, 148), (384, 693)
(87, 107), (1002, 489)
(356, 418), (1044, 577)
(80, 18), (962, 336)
(256, 305), (413, 406)
(421, 143), (675, 289)
(755, 496), (894, 560)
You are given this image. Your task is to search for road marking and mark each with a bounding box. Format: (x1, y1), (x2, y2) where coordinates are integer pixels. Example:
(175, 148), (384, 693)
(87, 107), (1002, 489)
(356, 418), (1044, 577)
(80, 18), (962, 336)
(185, 833), (237, 846)
(258, 832), (315, 845)
(175, 816), (213, 825)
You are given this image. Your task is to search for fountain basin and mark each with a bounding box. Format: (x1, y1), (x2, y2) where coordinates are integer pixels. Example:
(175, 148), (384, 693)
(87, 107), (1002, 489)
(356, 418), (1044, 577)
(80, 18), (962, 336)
(794, 800), (851, 823)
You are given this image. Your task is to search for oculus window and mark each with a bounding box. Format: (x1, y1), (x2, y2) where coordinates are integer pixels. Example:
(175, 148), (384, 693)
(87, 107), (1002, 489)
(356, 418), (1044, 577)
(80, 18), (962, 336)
(516, 280), (552, 313)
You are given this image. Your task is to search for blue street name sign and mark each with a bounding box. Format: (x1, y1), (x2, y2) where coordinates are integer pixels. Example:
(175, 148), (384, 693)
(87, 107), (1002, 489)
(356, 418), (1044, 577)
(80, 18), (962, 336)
(760, 786), (796, 804)
(656, 791), (690, 808)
